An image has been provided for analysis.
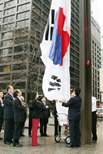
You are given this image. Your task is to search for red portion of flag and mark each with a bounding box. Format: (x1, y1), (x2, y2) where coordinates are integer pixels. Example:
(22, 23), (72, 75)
(57, 8), (70, 66)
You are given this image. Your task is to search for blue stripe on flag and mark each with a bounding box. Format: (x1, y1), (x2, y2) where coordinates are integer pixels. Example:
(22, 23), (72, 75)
(49, 8), (62, 65)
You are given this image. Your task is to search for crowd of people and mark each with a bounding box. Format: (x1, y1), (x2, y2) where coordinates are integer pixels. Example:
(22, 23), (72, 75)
(0, 86), (50, 147)
(0, 86), (97, 148)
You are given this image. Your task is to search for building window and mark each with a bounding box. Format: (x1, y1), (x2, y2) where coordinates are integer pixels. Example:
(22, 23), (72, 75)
(1, 40), (13, 47)
(42, 4), (49, 13)
(15, 27), (29, 36)
(32, 3), (41, 14)
(12, 72), (26, 80)
(31, 19), (40, 29)
(32, 11), (41, 21)
(3, 15), (15, 23)
(13, 63), (26, 71)
(0, 83), (10, 89)
(33, 0), (41, 7)
(16, 19), (29, 28)
(13, 82), (26, 89)
(0, 4), (3, 10)
(13, 54), (27, 62)
(30, 36), (35, 44)
(41, 11), (48, 20)
(0, 65), (11, 72)
(2, 23), (15, 31)
(17, 3), (30, 11)
(0, 48), (12, 56)
(14, 46), (23, 53)
(18, 0), (29, 3)
(5, 0), (16, 8)
(0, 74), (10, 81)
(43, 0), (50, 6)
(4, 7), (16, 15)
(0, 56), (12, 63)
(17, 11), (30, 19)
(2, 31), (14, 39)
(15, 36), (28, 44)
(0, 11), (2, 16)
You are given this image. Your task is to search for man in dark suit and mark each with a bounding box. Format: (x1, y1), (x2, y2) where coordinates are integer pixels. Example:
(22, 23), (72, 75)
(4, 86), (14, 144)
(13, 89), (26, 147)
(40, 96), (50, 137)
(0, 90), (4, 140)
(60, 88), (82, 148)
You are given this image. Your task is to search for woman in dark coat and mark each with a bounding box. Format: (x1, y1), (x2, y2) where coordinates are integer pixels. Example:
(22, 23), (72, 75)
(31, 92), (48, 146)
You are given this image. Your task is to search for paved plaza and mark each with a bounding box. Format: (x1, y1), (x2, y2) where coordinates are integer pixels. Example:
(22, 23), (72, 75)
(0, 119), (103, 154)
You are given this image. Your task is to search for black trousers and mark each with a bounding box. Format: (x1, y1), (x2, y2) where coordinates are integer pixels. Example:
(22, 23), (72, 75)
(4, 119), (14, 142)
(28, 116), (32, 136)
(92, 111), (97, 141)
(21, 122), (25, 135)
(69, 120), (81, 147)
(13, 122), (24, 145)
(54, 116), (61, 136)
(40, 118), (48, 135)
(0, 118), (3, 132)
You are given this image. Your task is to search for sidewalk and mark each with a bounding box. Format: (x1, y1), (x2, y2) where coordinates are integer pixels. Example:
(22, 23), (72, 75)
(0, 119), (103, 154)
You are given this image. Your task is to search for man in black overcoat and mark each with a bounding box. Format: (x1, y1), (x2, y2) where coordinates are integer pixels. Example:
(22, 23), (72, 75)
(13, 89), (26, 147)
(60, 88), (82, 148)
(4, 86), (14, 144)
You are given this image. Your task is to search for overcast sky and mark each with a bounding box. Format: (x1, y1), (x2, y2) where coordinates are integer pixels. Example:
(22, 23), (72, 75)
(91, 0), (103, 36)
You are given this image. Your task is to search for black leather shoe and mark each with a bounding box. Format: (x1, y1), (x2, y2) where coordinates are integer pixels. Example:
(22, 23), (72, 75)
(76, 145), (81, 147)
(40, 134), (44, 137)
(92, 140), (97, 143)
(44, 134), (49, 137)
(10, 140), (13, 143)
(13, 144), (23, 147)
(20, 134), (25, 137)
(0, 137), (3, 140)
(4, 141), (11, 145)
(66, 145), (76, 148)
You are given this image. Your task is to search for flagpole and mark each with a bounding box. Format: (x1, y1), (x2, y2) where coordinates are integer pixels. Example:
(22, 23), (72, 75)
(79, 0), (92, 144)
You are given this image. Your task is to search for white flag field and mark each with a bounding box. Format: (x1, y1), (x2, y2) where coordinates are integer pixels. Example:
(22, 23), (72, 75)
(40, 0), (71, 105)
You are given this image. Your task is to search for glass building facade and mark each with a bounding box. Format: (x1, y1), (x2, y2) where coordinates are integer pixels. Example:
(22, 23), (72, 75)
(91, 16), (101, 100)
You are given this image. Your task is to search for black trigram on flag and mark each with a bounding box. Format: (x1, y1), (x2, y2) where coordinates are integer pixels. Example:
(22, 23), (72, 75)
(45, 9), (55, 41)
(48, 75), (61, 92)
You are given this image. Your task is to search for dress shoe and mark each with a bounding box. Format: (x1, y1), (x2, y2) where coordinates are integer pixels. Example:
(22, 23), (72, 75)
(43, 134), (49, 137)
(4, 141), (11, 145)
(76, 145), (81, 147)
(10, 140), (13, 143)
(0, 137), (3, 140)
(39, 134), (44, 137)
(66, 145), (76, 148)
(92, 140), (97, 143)
(13, 144), (23, 147)
(20, 134), (25, 137)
